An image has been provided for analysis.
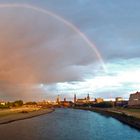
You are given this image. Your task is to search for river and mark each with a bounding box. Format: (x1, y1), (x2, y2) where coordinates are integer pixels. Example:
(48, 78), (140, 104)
(0, 108), (140, 140)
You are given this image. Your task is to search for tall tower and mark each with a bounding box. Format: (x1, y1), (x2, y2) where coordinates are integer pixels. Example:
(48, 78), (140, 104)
(74, 94), (76, 103)
(87, 94), (90, 102)
(64, 98), (66, 102)
(56, 95), (60, 103)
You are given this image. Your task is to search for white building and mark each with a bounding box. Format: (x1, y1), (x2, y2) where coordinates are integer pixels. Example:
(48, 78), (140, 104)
(115, 97), (123, 102)
(0, 101), (6, 105)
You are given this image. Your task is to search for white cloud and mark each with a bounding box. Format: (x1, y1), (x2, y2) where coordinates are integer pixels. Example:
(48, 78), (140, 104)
(44, 58), (140, 99)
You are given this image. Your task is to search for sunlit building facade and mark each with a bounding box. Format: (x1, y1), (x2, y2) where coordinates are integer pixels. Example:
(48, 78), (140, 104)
(128, 91), (140, 107)
(75, 94), (91, 105)
(95, 98), (104, 103)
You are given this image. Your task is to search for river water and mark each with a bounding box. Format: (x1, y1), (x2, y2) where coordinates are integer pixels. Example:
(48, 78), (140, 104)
(0, 109), (140, 140)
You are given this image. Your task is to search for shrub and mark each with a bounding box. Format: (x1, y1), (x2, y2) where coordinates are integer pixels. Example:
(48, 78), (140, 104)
(92, 102), (113, 108)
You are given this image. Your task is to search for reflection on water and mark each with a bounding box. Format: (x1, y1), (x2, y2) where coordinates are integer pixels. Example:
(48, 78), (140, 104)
(0, 109), (140, 140)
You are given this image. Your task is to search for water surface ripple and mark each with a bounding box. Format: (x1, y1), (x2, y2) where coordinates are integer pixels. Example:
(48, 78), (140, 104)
(0, 109), (140, 140)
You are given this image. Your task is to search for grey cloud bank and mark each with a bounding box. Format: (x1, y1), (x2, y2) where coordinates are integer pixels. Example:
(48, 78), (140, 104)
(0, 5), (100, 100)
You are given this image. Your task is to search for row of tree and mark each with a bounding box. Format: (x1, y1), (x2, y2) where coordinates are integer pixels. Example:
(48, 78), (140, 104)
(75, 101), (113, 108)
(0, 100), (23, 109)
(0, 100), (39, 109)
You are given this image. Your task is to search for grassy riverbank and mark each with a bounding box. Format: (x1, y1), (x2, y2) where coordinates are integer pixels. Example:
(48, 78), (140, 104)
(0, 107), (54, 124)
(74, 107), (140, 130)
(109, 108), (140, 119)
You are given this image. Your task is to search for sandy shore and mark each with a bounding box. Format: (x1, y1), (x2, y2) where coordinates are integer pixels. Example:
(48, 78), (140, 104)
(0, 108), (54, 124)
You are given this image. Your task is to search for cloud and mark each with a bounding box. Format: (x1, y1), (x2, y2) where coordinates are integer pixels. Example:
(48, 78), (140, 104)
(0, 6), (99, 100)
(45, 58), (140, 99)
(40, 0), (140, 60)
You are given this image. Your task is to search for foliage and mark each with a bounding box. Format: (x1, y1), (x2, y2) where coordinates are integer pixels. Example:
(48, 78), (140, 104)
(92, 102), (113, 108)
(0, 100), (24, 109)
(25, 102), (37, 105)
(0, 104), (9, 109)
(13, 100), (23, 107)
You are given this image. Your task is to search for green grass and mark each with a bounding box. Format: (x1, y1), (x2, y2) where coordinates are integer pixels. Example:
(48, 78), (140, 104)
(0, 111), (19, 117)
(110, 107), (140, 118)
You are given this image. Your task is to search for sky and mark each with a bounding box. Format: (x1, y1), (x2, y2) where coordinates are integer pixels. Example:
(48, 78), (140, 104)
(0, 0), (140, 101)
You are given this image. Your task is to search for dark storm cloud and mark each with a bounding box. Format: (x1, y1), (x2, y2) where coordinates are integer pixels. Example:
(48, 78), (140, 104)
(1, 0), (140, 61)
(34, 0), (140, 60)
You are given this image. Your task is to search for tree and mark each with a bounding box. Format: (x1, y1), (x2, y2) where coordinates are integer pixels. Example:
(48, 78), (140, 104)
(25, 102), (37, 105)
(92, 102), (113, 108)
(13, 100), (23, 107)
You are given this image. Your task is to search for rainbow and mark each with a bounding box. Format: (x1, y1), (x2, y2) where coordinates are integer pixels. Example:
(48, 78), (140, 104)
(0, 3), (107, 71)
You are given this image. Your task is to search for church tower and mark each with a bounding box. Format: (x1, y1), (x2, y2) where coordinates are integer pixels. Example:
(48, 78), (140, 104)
(74, 94), (77, 103)
(56, 95), (60, 103)
(87, 94), (90, 102)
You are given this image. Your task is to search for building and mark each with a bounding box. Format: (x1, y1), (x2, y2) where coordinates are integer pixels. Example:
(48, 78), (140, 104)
(115, 97), (123, 102)
(76, 98), (87, 104)
(115, 97), (128, 107)
(95, 98), (104, 103)
(74, 94), (77, 103)
(75, 94), (91, 105)
(60, 101), (73, 107)
(56, 95), (60, 104)
(87, 94), (90, 102)
(59, 98), (73, 107)
(128, 91), (140, 108)
(0, 101), (6, 105)
(64, 98), (66, 102)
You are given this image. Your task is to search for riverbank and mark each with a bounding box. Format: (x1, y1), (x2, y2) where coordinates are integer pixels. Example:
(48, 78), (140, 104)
(74, 107), (140, 130)
(0, 107), (54, 124)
